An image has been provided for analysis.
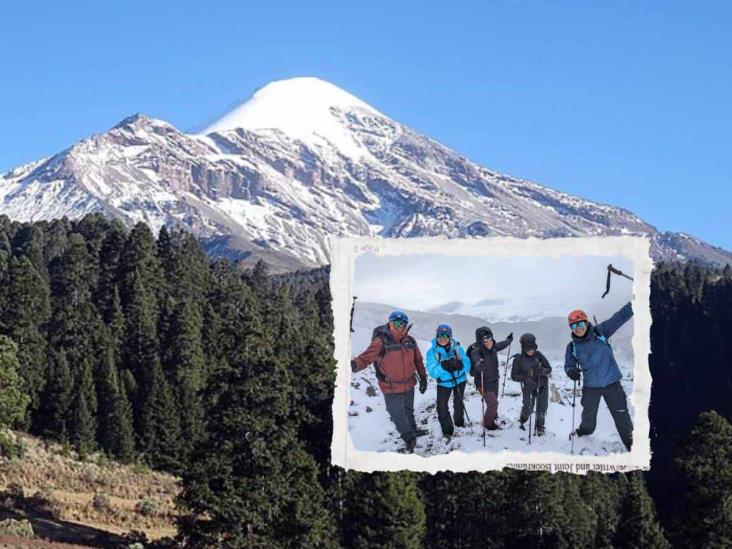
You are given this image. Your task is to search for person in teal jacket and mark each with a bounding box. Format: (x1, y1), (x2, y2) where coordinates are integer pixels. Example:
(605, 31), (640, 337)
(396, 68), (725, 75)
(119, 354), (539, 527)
(426, 324), (471, 437)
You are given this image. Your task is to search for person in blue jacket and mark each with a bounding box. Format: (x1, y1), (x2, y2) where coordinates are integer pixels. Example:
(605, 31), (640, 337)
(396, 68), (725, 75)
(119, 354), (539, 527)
(426, 324), (471, 437)
(564, 302), (634, 451)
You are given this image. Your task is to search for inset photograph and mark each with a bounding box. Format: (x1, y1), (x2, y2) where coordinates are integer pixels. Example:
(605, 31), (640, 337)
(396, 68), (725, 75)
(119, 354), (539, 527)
(331, 236), (652, 472)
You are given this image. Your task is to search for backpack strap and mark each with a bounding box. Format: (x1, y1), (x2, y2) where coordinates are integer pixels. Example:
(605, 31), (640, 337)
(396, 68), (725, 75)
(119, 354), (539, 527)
(571, 329), (610, 361)
(373, 332), (417, 383)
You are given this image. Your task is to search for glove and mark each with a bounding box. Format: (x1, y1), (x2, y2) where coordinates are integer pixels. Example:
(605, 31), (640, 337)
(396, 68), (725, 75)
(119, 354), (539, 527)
(419, 376), (428, 394)
(351, 360), (358, 372)
(567, 367), (581, 381)
(540, 367), (552, 376)
(441, 358), (460, 373)
(506, 332), (514, 342)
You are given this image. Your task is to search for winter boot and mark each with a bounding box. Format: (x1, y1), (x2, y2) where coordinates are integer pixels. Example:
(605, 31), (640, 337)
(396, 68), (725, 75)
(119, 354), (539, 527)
(415, 428), (428, 437)
(535, 426), (545, 437)
(400, 439), (417, 454)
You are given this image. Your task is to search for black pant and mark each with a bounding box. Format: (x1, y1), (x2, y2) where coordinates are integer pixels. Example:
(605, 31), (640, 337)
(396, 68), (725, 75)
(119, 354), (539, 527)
(436, 381), (466, 436)
(578, 381), (633, 451)
(520, 381), (548, 429)
(384, 388), (417, 445)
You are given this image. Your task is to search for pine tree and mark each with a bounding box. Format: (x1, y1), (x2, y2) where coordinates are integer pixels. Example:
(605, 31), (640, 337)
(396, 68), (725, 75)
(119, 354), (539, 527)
(421, 471), (508, 547)
(119, 223), (163, 313)
(69, 358), (97, 457)
(39, 350), (74, 441)
(42, 218), (72, 266)
(298, 292), (337, 462)
(614, 472), (669, 548)
(47, 234), (102, 372)
(675, 411), (732, 546)
(95, 221), (127, 322)
(1, 256), (51, 429)
(178, 363), (337, 547)
(96, 334), (134, 462)
(122, 271), (158, 416)
(0, 335), (31, 430)
(11, 223), (46, 277)
(140, 359), (182, 472)
(166, 299), (206, 462)
(341, 471), (425, 548)
(504, 471), (593, 548)
(123, 269), (182, 467)
(579, 472), (622, 547)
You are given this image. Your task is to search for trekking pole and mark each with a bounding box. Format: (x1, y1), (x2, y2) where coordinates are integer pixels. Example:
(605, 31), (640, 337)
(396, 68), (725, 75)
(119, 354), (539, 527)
(450, 371), (474, 433)
(501, 341), (512, 397)
(349, 296), (357, 332)
(528, 393), (533, 446)
(481, 371), (486, 447)
(570, 379), (577, 454)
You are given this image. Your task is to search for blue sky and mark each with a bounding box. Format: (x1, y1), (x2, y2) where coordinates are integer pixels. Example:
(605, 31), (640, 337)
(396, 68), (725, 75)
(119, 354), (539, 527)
(2, 1), (730, 249)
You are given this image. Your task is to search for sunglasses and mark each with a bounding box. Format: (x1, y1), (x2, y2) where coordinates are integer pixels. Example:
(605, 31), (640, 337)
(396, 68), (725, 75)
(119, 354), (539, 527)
(570, 320), (588, 330)
(391, 319), (407, 327)
(436, 333), (450, 340)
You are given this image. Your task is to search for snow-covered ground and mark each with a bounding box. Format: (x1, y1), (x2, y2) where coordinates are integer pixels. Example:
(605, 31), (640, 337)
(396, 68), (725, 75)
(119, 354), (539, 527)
(348, 310), (635, 457)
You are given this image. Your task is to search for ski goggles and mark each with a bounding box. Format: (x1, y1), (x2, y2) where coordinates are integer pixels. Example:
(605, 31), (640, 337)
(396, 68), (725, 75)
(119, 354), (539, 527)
(391, 319), (407, 328)
(436, 333), (451, 340)
(570, 320), (588, 330)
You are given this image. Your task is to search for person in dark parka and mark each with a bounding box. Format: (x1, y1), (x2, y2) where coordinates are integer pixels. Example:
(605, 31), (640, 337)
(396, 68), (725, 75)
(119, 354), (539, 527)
(511, 333), (552, 436)
(564, 302), (634, 451)
(468, 327), (513, 429)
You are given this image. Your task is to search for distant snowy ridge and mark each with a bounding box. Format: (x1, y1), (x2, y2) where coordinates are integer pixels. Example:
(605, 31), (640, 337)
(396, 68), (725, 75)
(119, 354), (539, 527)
(2, 77), (731, 268)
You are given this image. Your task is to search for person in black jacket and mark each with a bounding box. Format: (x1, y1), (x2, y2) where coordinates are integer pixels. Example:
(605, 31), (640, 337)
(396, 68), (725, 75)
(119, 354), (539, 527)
(468, 327), (512, 430)
(510, 333), (552, 436)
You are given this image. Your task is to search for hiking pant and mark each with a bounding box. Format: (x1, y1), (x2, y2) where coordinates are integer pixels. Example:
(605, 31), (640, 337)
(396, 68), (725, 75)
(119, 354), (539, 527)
(520, 382), (548, 429)
(384, 388), (417, 445)
(478, 380), (499, 428)
(578, 381), (633, 451)
(436, 381), (466, 436)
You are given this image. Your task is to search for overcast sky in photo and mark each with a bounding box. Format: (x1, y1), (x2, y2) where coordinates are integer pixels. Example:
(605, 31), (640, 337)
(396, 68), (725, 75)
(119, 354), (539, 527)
(354, 252), (633, 317)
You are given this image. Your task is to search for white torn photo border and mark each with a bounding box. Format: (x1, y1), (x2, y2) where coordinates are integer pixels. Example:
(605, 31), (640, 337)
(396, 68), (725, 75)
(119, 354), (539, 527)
(330, 236), (652, 474)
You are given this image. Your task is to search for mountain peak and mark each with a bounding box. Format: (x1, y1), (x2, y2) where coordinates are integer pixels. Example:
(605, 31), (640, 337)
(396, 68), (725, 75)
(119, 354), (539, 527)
(114, 113), (154, 128)
(199, 77), (382, 158)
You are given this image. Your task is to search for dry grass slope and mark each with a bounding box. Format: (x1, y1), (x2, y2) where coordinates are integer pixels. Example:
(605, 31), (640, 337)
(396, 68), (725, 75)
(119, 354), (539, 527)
(0, 432), (179, 547)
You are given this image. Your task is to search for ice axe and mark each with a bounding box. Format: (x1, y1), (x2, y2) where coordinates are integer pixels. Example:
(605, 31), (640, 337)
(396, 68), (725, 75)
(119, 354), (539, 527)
(601, 264), (633, 299)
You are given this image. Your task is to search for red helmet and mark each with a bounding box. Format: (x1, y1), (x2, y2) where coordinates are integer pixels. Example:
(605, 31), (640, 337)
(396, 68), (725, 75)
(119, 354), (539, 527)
(568, 309), (588, 326)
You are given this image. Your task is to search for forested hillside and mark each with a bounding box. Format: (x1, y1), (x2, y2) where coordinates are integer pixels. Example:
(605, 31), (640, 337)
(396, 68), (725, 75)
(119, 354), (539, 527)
(0, 214), (730, 547)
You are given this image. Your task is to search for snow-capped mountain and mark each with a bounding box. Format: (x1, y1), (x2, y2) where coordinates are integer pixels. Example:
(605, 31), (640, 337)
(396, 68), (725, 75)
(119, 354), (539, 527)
(1, 77), (730, 268)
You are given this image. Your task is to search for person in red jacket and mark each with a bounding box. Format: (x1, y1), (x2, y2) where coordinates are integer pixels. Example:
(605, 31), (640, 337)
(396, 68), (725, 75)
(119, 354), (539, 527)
(351, 310), (428, 453)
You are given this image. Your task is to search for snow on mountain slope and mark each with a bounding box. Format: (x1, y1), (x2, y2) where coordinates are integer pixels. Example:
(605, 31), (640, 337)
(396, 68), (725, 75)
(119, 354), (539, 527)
(1, 77), (731, 268)
(201, 77), (380, 160)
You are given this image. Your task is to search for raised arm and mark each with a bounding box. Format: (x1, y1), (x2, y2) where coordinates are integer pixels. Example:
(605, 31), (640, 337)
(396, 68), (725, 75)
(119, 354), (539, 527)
(495, 337), (511, 352)
(597, 301), (633, 339)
